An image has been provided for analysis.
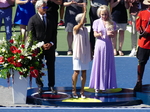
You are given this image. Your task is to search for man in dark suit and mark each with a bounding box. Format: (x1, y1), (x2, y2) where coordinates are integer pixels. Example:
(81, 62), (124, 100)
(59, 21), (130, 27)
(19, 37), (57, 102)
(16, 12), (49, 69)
(27, 0), (56, 93)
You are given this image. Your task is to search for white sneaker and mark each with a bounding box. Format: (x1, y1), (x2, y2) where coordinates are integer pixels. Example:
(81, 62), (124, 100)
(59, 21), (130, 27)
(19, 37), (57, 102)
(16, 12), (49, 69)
(55, 51), (59, 56)
(129, 48), (136, 57)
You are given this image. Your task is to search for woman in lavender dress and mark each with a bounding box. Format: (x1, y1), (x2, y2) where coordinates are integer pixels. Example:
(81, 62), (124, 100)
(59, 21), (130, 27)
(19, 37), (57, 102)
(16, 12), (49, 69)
(89, 5), (117, 93)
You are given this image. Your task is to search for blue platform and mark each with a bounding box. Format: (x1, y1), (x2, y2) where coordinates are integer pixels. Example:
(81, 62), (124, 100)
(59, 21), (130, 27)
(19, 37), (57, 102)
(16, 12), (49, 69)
(25, 57), (150, 107)
(26, 87), (142, 107)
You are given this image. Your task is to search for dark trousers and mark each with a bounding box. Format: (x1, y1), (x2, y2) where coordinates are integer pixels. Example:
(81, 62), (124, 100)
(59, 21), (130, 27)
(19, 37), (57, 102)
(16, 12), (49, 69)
(136, 46), (150, 79)
(89, 6), (99, 52)
(36, 46), (55, 88)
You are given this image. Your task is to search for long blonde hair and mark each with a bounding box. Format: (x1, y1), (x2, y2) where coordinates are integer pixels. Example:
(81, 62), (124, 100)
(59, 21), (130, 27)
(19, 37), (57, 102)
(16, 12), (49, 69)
(97, 5), (114, 31)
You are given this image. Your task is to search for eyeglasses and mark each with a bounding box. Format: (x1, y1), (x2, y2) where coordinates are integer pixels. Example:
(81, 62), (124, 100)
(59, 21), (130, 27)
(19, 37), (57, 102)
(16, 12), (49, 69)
(41, 6), (48, 9)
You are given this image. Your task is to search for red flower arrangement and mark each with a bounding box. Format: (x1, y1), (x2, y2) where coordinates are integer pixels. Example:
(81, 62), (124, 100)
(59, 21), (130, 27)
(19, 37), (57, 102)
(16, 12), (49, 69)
(0, 32), (45, 79)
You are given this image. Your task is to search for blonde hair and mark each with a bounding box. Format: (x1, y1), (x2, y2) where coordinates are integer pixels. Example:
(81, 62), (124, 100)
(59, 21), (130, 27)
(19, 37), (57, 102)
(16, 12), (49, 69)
(97, 5), (114, 31)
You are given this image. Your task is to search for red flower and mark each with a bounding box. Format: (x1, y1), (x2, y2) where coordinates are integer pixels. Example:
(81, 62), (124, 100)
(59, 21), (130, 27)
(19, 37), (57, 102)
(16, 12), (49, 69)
(30, 69), (39, 78)
(21, 45), (25, 48)
(20, 55), (25, 59)
(30, 66), (34, 70)
(9, 39), (14, 43)
(13, 62), (22, 67)
(17, 50), (21, 53)
(32, 53), (36, 57)
(0, 56), (4, 64)
(7, 56), (15, 64)
(10, 46), (18, 54)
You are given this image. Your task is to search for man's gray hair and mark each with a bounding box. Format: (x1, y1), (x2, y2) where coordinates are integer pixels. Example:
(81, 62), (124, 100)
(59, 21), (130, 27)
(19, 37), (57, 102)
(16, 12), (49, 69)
(35, 0), (47, 9)
(75, 13), (83, 23)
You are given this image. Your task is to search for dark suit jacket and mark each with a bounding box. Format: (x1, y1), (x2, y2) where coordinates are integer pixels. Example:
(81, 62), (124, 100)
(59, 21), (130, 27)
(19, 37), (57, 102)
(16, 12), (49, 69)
(27, 13), (56, 48)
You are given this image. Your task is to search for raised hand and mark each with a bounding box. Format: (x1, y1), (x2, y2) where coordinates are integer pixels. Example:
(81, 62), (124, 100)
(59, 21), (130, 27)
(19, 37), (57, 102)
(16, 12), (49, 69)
(82, 3), (87, 13)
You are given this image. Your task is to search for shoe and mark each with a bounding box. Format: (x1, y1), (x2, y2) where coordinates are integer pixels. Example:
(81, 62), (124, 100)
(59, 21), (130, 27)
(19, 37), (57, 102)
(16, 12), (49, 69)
(38, 87), (43, 94)
(134, 81), (142, 92)
(129, 48), (136, 57)
(67, 50), (73, 55)
(55, 50), (59, 56)
(81, 95), (86, 98)
(58, 20), (65, 26)
(118, 50), (124, 56)
(49, 87), (57, 94)
(95, 89), (100, 96)
(80, 93), (86, 99)
(114, 49), (118, 56)
(72, 93), (78, 98)
(95, 89), (99, 93)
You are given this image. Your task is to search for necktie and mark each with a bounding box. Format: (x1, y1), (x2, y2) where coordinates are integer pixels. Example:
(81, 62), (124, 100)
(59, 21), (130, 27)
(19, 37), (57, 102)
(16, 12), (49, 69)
(42, 16), (46, 28)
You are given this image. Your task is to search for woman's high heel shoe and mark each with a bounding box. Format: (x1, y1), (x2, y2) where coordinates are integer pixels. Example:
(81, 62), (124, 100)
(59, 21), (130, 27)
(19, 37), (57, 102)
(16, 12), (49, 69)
(80, 93), (86, 99)
(72, 92), (78, 98)
(72, 94), (78, 98)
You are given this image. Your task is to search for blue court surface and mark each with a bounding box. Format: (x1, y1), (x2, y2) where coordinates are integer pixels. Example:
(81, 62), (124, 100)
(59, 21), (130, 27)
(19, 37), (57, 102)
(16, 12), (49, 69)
(1, 56), (150, 112)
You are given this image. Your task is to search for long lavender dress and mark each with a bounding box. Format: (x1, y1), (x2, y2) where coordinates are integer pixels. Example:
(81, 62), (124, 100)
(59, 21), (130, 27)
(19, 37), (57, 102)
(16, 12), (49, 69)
(89, 18), (117, 90)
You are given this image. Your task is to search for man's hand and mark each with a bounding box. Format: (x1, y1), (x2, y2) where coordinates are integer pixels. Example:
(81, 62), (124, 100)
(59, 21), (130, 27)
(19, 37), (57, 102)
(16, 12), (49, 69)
(42, 43), (52, 50)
